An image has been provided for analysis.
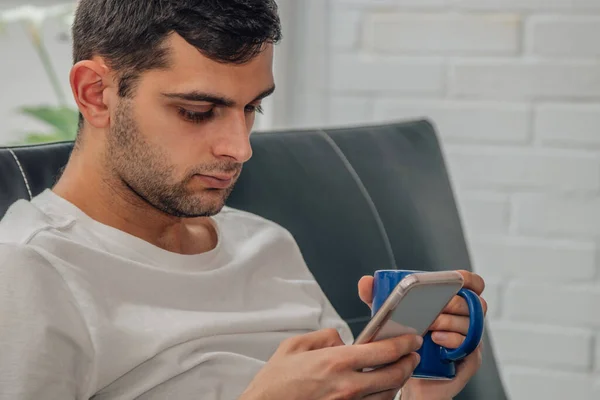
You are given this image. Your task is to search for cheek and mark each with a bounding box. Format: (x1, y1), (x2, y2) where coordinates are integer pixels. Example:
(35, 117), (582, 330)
(135, 102), (196, 154)
(131, 97), (169, 138)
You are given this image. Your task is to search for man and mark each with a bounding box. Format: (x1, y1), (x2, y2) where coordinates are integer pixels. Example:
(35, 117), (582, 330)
(0, 1), (487, 399)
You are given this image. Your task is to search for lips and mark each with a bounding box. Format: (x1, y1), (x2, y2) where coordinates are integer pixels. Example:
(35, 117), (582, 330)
(194, 172), (237, 189)
(204, 173), (237, 181)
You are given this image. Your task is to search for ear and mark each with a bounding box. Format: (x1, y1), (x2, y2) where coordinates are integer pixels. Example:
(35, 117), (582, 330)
(70, 59), (114, 129)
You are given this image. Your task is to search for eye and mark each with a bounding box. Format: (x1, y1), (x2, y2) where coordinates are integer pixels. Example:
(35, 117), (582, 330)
(245, 104), (264, 115)
(177, 107), (215, 124)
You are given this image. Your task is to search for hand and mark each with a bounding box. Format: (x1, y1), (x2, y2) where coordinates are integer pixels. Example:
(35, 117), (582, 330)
(240, 328), (423, 400)
(357, 270), (488, 400)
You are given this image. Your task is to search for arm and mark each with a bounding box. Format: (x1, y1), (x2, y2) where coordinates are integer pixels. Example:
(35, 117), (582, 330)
(0, 244), (94, 399)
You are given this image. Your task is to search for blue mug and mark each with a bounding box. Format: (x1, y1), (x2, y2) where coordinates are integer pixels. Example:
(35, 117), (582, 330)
(372, 270), (485, 380)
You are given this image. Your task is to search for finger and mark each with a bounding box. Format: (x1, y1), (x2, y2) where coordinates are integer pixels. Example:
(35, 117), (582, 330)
(454, 345), (483, 386)
(431, 331), (465, 349)
(277, 328), (344, 354)
(479, 296), (487, 316)
(429, 314), (470, 336)
(457, 270), (485, 295)
(442, 296), (469, 316)
(359, 352), (420, 395)
(344, 335), (423, 369)
(442, 295), (488, 317)
(358, 275), (374, 308)
(481, 296), (488, 316)
(363, 388), (401, 400)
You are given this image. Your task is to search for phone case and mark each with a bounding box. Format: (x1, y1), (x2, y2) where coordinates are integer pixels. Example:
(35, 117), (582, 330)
(353, 271), (464, 345)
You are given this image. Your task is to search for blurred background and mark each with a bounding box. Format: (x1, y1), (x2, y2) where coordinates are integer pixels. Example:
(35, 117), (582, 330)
(2, 0), (600, 399)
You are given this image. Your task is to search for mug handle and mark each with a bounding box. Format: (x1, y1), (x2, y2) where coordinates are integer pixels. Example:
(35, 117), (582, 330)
(440, 288), (485, 362)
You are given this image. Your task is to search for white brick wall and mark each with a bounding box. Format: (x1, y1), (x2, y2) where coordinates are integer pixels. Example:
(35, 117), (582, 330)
(528, 16), (600, 57)
(505, 368), (596, 400)
(373, 100), (531, 144)
(333, 0), (447, 7)
(450, 61), (600, 100)
(490, 321), (593, 370)
(446, 147), (600, 191)
(470, 237), (596, 281)
(451, 0), (600, 11)
(363, 13), (520, 55)
(326, 2), (600, 399)
(514, 194), (600, 237)
(536, 103), (600, 148)
(505, 283), (600, 326)
(458, 193), (510, 235)
(331, 54), (445, 93)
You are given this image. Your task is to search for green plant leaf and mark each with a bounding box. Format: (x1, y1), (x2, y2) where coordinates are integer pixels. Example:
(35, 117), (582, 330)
(19, 106), (78, 140)
(21, 131), (71, 145)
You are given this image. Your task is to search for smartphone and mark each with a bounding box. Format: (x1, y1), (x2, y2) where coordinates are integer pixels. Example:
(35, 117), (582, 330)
(353, 271), (464, 345)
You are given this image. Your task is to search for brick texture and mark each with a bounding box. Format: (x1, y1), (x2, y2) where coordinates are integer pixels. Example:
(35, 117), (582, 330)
(331, 54), (445, 94)
(373, 100), (531, 144)
(470, 237), (596, 281)
(490, 321), (593, 370)
(364, 13), (520, 55)
(528, 16), (600, 57)
(536, 103), (600, 148)
(456, 194), (510, 235)
(505, 283), (600, 327)
(450, 61), (600, 99)
(514, 194), (600, 237)
(445, 148), (600, 191)
(451, 0), (600, 11)
(333, 0), (446, 7)
(505, 368), (595, 400)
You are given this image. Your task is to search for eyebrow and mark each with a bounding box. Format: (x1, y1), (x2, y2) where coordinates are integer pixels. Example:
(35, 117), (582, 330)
(161, 85), (276, 107)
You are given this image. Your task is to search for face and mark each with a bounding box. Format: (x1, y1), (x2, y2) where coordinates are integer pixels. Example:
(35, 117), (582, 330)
(105, 34), (275, 218)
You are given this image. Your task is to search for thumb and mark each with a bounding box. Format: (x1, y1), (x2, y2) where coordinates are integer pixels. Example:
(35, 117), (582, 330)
(358, 275), (374, 309)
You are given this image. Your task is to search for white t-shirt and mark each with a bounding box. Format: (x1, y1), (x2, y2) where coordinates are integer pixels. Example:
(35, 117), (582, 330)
(0, 190), (353, 400)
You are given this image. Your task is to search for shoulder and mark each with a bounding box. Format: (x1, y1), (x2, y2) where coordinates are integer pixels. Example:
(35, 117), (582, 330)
(0, 243), (83, 315)
(0, 243), (67, 291)
(0, 242), (51, 268)
(0, 243), (95, 396)
(0, 242), (91, 339)
(0, 197), (72, 245)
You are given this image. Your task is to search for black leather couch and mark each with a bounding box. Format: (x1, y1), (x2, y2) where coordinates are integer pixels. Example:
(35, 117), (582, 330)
(0, 120), (507, 399)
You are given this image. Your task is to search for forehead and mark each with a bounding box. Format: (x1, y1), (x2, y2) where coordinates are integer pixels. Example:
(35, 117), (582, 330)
(149, 34), (275, 94)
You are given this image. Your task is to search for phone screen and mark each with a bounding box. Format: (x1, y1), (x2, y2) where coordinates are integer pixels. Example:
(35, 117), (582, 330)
(372, 282), (462, 342)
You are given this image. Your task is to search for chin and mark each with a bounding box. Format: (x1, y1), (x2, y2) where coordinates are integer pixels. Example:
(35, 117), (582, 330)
(187, 193), (228, 216)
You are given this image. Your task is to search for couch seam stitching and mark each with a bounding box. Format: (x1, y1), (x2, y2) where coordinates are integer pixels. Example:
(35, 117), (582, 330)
(316, 129), (397, 269)
(8, 149), (33, 200)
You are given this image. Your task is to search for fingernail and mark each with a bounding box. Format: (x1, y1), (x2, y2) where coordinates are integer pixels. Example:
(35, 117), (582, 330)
(432, 332), (447, 341)
(413, 353), (421, 365)
(416, 335), (424, 347)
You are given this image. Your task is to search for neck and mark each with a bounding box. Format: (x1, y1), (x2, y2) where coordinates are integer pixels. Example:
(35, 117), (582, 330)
(53, 146), (217, 255)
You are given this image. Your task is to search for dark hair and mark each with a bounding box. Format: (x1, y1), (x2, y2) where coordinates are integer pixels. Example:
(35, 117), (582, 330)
(72, 0), (282, 130)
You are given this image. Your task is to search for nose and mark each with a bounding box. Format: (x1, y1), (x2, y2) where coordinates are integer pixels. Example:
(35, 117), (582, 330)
(212, 112), (253, 163)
